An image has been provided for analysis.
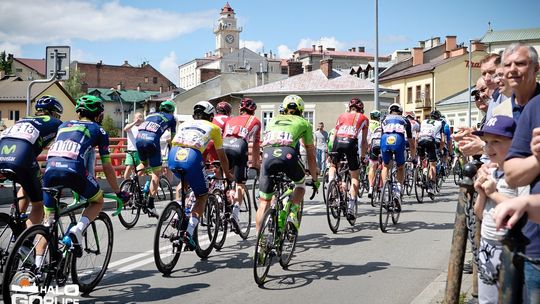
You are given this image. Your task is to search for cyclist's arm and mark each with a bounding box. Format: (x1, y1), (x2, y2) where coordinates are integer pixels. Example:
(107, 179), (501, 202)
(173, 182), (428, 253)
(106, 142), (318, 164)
(216, 148), (233, 180)
(103, 162), (121, 193)
(360, 125), (368, 159)
(251, 122), (262, 169)
(305, 143), (318, 181)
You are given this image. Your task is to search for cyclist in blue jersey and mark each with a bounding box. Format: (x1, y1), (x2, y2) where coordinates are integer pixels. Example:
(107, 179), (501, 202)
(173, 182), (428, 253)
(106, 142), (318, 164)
(380, 103), (416, 202)
(135, 100), (177, 217)
(43, 95), (129, 258)
(441, 114), (453, 166)
(0, 95), (63, 227)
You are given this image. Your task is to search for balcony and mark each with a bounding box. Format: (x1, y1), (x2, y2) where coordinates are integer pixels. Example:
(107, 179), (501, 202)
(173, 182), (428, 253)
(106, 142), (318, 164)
(415, 99), (431, 109)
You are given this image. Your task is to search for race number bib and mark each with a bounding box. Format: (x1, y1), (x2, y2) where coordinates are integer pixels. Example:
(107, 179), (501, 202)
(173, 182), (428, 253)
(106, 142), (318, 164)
(139, 121), (160, 133)
(383, 123), (405, 134)
(262, 131), (293, 146)
(336, 125), (357, 137)
(419, 125), (436, 138)
(47, 140), (81, 160)
(1, 123), (40, 144)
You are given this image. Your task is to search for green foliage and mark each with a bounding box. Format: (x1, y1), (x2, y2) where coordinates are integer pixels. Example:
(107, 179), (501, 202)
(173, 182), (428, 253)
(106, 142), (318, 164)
(101, 115), (119, 137)
(0, 51), (13, 75)
(64, 68), (86, 99)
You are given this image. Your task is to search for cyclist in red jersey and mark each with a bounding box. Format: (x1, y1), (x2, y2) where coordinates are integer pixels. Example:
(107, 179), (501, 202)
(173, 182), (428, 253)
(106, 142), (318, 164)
(328, 97), (369, 222)
(203, 101), (232, 163)
(222, 98), (261, 231)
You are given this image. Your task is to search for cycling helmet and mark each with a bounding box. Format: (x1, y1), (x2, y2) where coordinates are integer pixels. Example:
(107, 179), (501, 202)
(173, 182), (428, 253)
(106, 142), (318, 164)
(216, 101), (232, 115)
(370, 110), (381, 120)
(35, 95), (63, 115)
(239, 98), (257, 114)
(430, 110), (441, 120)
(193, 100), (216, 116)
(282, 95), (304, 114)
(387, 103), (403, 114)
(348, 97), (364, 112)
(76, 95), (104, 115)
(159, 100), (176, 114)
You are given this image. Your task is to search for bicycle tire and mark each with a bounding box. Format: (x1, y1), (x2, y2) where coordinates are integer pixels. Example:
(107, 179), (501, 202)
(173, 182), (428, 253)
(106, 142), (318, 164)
(325, 180), (341, 234)
(153, 201), (182, 275)
(2, 224), (53, 304)
(414, 167), (425, 204)
(371, 169), (381, 207)
(405, 165), (414, 196)
(379, 181), (392, 233)
(321, 167), (329, 205)
(253, 207), (276, 286)
(71, 212), (113, 294)
(279, 220), (299, 269)
(0, 213), (20, 288)
(118, 179), (141, 229)
(195, 194), (219, 259)
(157, 176), (174, 201)
(358, 165), (367, 198)
(237, 187), (252, 240)
(391, 196), (401, 225)
(251, 176), (259, 211)
(453, 165), (462, 185)
(212, 190), (228, 251)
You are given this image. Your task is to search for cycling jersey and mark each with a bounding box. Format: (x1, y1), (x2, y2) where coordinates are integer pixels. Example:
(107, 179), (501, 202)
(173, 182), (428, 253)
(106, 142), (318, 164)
(136, 112), (176, 168)
(0, 115), (62, 202)
(203, 114), (229, 162)
(380, 114), (412, 166)
(169, 119), (224, 196)
(262, 114), (314, 149)
(334, 112), (368, 141)
(367, 120), (382, 161)
(418, 119), (444, 141)
(409, 119), (420, 139)
(223, 114), (261, 142)
(43, 119), (110, 207)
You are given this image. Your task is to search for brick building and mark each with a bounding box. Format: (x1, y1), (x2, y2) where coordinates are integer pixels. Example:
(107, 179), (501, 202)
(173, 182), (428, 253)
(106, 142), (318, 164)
(72, 60), (176, 92)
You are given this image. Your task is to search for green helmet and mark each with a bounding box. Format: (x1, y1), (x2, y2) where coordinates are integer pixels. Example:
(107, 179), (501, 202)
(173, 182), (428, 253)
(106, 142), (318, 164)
(370, 110), (381, 120)
(159, 100), (176, 113)
(76, 95), (104, 115)
(282, 95), (304, 114)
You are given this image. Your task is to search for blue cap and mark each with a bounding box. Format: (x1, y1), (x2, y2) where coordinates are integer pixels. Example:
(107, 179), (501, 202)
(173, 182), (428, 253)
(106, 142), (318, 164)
(472, 115), (516, 138)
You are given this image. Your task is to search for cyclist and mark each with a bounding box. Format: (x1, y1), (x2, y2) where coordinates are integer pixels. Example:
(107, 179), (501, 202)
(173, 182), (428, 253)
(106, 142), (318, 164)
(380, 103), (416, 202)
(135, 100), (177, 217)
(43, 95), (129, 258)
(222, 98), (261, 232)
(123, 112), (144, 179)
(0, 95), (63, 227)
(203, 101), (232, 163)
(441, 114), (453, 171)
(169, 101), (233, 250)
(367, 110), (383, 198)
(417, 110), (445, 198)
(328, 97), (368, 222)
(257, 95), (319, 232)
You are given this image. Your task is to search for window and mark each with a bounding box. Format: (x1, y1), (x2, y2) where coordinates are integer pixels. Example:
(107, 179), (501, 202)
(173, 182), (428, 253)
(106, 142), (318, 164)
(9, 110), (19, 121)
(425, 84), (431, 103)
(262, 111), (273, 131)
(303, 110), (314, 126)
(407, 87), (413, 104)
(144, 77), (149, 83)
(153, 77), (158, 84)
(416, 85), (422, 101)
(396, 89), (400, 103)
(15, 68), (22, 73)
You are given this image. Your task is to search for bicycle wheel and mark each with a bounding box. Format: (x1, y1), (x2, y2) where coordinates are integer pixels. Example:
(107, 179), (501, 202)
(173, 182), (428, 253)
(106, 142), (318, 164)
(253, 208), (276, 286)
(153, 201), (182, 275)
(251, 176), (259, 211)
(0, 213), (20, 288)
(414, 167), (425, 204)
(237, 188), (252, 240)
(453, 164), (462, 185)
(212, 190), (228, 251)
(71, 212), (113, 294)
(325, 180), (341, 233)
(358, 166), (367, 198)
(371, 169), (381, 207)
(156, 176), (173, 201)
(321, 167), (329, 205)
(195, 194), (219, 259)
(379, 181), (392, 233)
(118, 179), (141, 229)
(2, 224), (54, 303)
(391, 195), (401, 225)
(279, 213), (300, 269)
(404, 165), (414, 196)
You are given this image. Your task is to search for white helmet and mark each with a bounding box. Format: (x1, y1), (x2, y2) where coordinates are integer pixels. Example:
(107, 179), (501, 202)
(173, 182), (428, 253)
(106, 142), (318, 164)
(193, 100), (216, 115)
(388, 103), (403, 114)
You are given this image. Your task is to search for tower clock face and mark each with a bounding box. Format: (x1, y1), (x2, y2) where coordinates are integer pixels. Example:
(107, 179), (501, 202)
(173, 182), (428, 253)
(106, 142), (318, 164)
(225, 34), (234, 44)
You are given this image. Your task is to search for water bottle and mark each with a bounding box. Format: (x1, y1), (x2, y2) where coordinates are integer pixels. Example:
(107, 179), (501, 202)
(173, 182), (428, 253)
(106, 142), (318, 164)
(143, 180), (151, 194)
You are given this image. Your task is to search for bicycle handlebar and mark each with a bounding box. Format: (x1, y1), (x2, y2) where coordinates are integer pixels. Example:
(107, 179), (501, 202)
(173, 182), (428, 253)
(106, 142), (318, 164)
(306, 180), (319, 200)
(103, 193), (123, 217)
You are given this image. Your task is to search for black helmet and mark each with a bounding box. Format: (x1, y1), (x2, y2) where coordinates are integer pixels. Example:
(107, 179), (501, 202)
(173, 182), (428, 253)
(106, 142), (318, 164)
(430, 110), (441, 120)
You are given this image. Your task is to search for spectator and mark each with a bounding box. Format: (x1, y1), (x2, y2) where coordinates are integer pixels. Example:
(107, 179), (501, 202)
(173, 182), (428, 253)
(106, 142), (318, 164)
(314, 122), (329, 174)
(480, 54), (501, 121)
(489, 65), (513, 118)
(123, 112), (143, 179)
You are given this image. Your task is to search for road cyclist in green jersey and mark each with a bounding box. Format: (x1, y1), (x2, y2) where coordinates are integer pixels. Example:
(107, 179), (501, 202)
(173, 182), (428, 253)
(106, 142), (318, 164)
(256, 95), (320, 232)
(367, 110), (383, 198)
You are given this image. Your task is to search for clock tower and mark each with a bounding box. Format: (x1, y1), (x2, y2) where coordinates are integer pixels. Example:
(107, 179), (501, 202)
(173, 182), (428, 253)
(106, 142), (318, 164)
(214, 2), (242, 57)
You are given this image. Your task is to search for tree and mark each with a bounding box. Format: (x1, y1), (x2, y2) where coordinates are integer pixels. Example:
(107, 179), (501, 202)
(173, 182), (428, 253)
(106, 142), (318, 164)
(101, 115), (119, 137)
(0, 51), (13, 75)
(64, 68), (86, 99)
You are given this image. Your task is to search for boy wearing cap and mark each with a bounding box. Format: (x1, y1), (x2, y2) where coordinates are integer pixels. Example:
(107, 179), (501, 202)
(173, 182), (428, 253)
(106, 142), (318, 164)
(472, 115), (518, 304)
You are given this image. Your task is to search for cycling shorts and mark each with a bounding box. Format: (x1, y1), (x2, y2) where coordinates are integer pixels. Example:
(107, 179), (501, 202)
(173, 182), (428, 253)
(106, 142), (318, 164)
(136, 139), (162, 169)
(380, 133), (406, 166)
(168, 146), (208, 197)
(258, 146), (305, 200)
(0, 139), (42, 202)
(223, 137), (248, 183)
(331, 137), (360, 170)
(417, 137), (437, 162)
(43, 158), (102, 209)
(369, 138), (381, 161)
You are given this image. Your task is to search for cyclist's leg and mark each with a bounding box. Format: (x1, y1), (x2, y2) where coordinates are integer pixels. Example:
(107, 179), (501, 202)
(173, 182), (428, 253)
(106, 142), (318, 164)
(256, 147), (278, 232)
(345, 141), (360, 202)
(394, 135), (407, 187)
(380, 134), (394, 182)
(20, 162), (44, 227)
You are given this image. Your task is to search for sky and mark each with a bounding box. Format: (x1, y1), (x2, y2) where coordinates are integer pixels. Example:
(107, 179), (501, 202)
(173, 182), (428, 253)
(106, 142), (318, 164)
(1, 0), (539, 86)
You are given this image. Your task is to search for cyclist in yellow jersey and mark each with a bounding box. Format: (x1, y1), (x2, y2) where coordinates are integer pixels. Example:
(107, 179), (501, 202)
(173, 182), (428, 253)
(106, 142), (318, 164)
(168, 101), (233, 249)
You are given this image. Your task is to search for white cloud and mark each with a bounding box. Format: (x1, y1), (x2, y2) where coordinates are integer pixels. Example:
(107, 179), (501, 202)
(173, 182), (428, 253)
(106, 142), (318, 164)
(0, 42), (22, 57)
(159, 51), (179, 86)
(241, 40), (264, 53)
(0, 0), (215, 44)
(277, 45), (293, 59)
(297, 36), (346, 50)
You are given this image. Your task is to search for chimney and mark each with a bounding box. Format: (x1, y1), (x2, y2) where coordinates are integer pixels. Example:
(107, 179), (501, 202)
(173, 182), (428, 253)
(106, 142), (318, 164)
(351, 47), (356, 52)
(117, 82), (123, 91)
(471, 40), (487, 52)
(124, 60), (129, 65)
(287, 61), (303, 77)
(320, 58), (333, 78)
(312, 45), (316, 51)
(445, 35), (457, 52)
(418, 41), (425, 49)
(358, 46), (365, 53)
(433, 37), (441, 46)
(318, 45), (323, 53)
(412, 47), (424, 66)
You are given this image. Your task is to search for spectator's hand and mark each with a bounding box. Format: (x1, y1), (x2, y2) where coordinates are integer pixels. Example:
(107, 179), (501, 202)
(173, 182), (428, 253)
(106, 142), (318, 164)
(452, 127), (472, 142)
(474, 174), (486, 194)
(531, 127), (540, 160)
(481, 177), (497, 196)
(116, 191), (131, 203)
(460, 135), (485, 157)
(494, 196), (528, 230)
